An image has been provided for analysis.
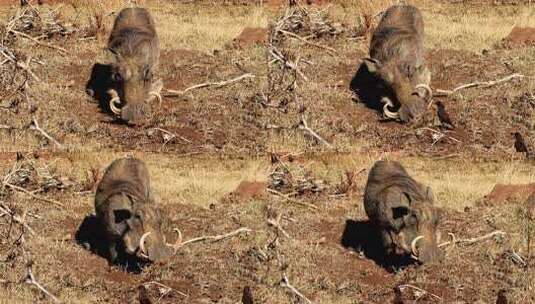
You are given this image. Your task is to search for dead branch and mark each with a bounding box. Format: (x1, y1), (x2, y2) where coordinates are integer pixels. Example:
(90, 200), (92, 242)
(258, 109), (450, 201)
(419, 127), (460, 144)
(143, 281), (188, 298)
(278, 29), (338, 55)
(171, 227), (251, 250)
(30, 117), (65, 149)
(397, 284), (442, 301)
(268, 46), (308, 81)
(9, 30), (67, 54)
(267, 188), (318, 210)
(25, 267), (61, 303)
(434, 73), (528, 97)
(149, 128), (191, 151)
(267, 213), (290, 238)
(0, 124), (13, 130)
(2, 182), (64, 208)
(165, 73), (255, 97)
(438, 230), (506, 248)
(298, 115), (333, 148)
(281, 274), (313, 304)
(0, 204), (35, 235)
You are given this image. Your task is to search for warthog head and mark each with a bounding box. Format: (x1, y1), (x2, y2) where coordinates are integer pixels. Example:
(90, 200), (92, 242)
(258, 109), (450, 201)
(108, 48), (159, 124)
(105, 192), (174, 262)
(362, 58), (432, 122)
(383, 188), (441, 263)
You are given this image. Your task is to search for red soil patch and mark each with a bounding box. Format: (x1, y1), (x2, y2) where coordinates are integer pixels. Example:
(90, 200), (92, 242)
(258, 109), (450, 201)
(503, 27), (535, 47)
(479, 183), (535, 206)
(228, 27), (268, 49)
(231, 181), (267, 199)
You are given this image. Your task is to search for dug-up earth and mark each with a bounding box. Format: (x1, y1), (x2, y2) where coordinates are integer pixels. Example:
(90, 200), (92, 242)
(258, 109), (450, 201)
(1, 0), (535, 303)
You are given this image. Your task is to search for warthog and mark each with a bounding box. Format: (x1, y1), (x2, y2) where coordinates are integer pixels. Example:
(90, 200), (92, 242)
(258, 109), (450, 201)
(363, 160), (441, 263)
(106, 7), (163, 124)
(360, 5), (432, 122)
(95, 158), (176, 263)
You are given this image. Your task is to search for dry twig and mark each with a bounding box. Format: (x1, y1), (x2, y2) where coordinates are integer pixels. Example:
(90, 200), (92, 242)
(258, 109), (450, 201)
(281, 274), (313, 304)
(25, 267), (61, 303)
(438, 230), (506, 248)
(165, 73), (255, 97)
(267, 213), (290, 238)
(0, 204), (35, 235)
(277, 29), (338, 55)
(397, 284), (442, 301)
(9, 29), (67, 54)
(267, 188), (318, 210)
(172, 227), (251, 251)
(299, 115), (333, 148)
(30, 117), (65, 149)
(434, 73), (528, 96)
(143, 281), (188, 298)
(2, 182), (64, 208)
(268, 46), (308, 81)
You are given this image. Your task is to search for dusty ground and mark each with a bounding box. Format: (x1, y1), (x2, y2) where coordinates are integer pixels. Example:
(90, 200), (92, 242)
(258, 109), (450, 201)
(1, 0), (535, 303)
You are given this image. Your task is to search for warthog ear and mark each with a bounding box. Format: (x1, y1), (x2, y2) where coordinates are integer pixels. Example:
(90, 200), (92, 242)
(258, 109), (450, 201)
(362, 58), (381, 74)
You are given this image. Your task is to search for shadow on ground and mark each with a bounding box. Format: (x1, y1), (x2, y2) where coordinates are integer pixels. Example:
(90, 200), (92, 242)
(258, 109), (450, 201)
(340, 219), (415, 271)
(75, 214), (148, 273)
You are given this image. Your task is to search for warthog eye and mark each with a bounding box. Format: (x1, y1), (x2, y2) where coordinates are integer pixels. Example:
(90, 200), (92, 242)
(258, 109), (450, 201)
(392, 206), (409, 219)
(113, 72), (123, 82)
(114, 209), (132, 223)
(142, 67), (152, 82)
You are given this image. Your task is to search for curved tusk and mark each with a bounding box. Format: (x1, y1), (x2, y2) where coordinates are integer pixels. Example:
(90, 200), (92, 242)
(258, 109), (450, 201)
(415, 83), (433, 101)
(167, 228), (183, 252)
(139, 232), (151, 259)
(410, 235), (424, 259)
(148, 91), (163, 105)
(109, 96), (122, 115)
(382, 97), (400, 119)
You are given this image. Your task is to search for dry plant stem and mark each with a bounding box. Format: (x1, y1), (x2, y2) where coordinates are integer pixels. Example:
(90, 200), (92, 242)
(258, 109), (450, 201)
(267, 188), (318, 210)
(165, 73), (255, 97)
(174, 227), (251, 250)
(143, 281), (188, 298)
(278, 29), (338, 55)
(30, 117), (65, 149)
(2, 182), (64, 208)
(281, 274), (313, 304)
(151, 127), (191, 143)
(267, 213), (290, 239)
(268, 47), (308, 81)
(420, 127), (461, 143)
(434, 73), (527, 96)
(0, 204), (35, 235)
(26, 267), (61, 303)
(299, 115), (333, 148)
(9, 29), (68, 54)
(438, 230), (506, 248)
(398, 284), (442, 301)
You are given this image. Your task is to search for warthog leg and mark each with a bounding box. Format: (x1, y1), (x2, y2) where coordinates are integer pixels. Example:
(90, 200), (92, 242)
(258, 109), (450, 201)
(381, 97), (400, 119)
(410, 235), (424, 260)
(107, 89), (122, 115)
(147, 78), (164, 105)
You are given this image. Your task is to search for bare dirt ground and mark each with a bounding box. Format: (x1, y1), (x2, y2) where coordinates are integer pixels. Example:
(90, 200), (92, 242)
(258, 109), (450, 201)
(1, 0), (535, 303)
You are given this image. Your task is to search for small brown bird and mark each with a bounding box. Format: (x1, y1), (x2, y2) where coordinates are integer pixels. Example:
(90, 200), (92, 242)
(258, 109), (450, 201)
(435, 101), (454, 129)
(513, 132), (529, 154)
(496, 289), (507, 304)
(242, 286), (254, 304)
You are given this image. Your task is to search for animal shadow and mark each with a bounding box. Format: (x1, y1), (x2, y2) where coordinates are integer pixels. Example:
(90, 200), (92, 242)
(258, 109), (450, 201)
(75, 214), (147, 273)
(85, 63), (115, 114)
(349, 63), (388, 112)
(341, 219), (414, 271)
